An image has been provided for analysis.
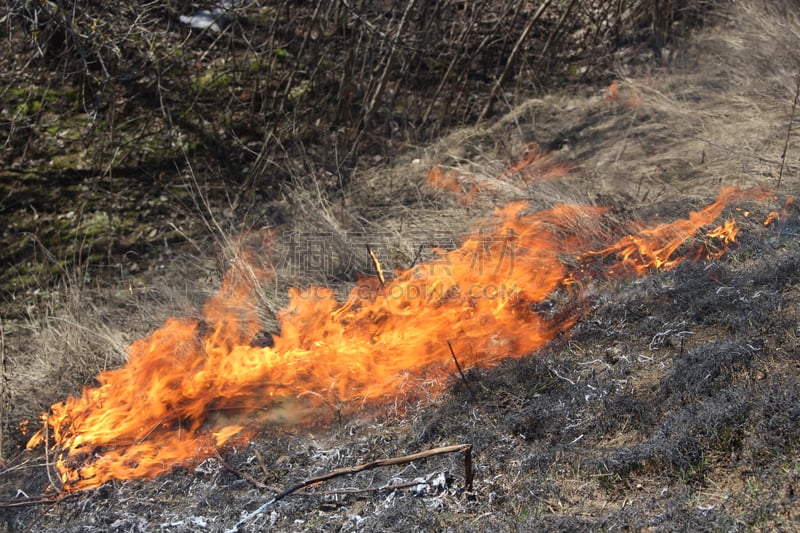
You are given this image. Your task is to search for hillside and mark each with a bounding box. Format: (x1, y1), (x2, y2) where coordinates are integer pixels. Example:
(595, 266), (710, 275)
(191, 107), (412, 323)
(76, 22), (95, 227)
(1, 1), (799, 531)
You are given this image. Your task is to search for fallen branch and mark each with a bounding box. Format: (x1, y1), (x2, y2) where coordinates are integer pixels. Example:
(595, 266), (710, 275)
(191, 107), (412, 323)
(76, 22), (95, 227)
(213, 447), (270, 490)
(226, 443), (473, 532)
(0, 494), (77, 509)
(295, 478), (434, 497)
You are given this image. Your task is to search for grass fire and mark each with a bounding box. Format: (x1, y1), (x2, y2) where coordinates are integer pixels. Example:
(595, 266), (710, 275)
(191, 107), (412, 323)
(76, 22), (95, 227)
(25, 184), (773, 492)
(4, 1), (800, 530)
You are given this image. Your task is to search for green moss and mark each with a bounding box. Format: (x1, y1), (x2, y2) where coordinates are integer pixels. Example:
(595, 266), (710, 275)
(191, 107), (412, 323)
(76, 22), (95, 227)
(5, 86), (80, 116)
(78, 211), (111, 237)
(288, 80), (311, 100)
(51, 152), (90, 170)
(5, 88), (28, 99)
(193, 69), (234, 94)
(17, 99), (42, 115)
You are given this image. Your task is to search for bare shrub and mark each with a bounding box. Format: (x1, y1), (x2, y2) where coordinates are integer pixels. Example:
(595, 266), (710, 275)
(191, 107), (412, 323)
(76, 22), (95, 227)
(2, 1), (707, 176)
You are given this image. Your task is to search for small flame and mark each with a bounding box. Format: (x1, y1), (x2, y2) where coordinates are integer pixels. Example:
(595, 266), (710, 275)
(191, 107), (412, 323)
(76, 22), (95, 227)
(605, 81), (619, 103)
(764, 196), (794, 226)
(502, 143), (572, 183)
(27, 185), (774, 491)
(605, 80), (642, 108)
(427, 166), (480, 205)
(706, 218), (739, 246)
(427, 146), (571, 205)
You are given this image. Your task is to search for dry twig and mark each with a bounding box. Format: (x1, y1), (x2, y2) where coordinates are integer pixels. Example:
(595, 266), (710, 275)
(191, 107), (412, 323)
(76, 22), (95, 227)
(0, 494), (77, 510)
(447, 340), (468, 384)
(42, 415), (61, 493)
(252, 448), (271, 480)
(479, 0), (553, 121)
(778, 72), (800, 190)
(213, 447), (269, 490)
(226, 443), (473, 532)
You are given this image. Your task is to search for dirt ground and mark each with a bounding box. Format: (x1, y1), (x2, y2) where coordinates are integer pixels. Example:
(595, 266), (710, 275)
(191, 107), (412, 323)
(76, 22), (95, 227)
(2, 1), (800, 531)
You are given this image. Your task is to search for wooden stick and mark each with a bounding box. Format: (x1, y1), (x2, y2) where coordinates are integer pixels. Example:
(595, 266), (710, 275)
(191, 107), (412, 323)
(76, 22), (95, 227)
(464, 443), (473, 490)
(447, 340), (468, 384)
(226, 444), (473, 532)
(213, 447), (269, 490)
(365, 244), (386, 287)
(778, 72), (800, 190)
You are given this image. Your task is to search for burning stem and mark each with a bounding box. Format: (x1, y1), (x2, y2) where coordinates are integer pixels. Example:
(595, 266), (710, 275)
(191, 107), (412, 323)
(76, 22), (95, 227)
(447, 340), (468, 385)
(366, 244), (386, 287)
(43, 414), (62, 493)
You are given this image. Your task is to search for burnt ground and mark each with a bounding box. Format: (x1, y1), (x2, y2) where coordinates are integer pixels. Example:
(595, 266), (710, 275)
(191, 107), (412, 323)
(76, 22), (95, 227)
(3, 1), (800, 531)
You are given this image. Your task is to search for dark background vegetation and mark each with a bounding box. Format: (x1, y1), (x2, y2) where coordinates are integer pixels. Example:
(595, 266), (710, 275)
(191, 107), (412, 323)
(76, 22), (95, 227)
(2, 1), (799, 531)
(2, 0), (706, 293)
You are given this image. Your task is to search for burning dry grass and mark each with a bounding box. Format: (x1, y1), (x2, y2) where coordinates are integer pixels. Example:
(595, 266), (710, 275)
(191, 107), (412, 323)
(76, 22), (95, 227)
(17, 184), (766, 494)
(3, 0), (800, 531)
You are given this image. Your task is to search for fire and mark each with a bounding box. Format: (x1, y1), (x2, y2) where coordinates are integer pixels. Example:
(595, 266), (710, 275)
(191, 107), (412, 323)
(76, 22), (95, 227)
(501, 143), (573, 182)
(426, 145), (572, 205)
(764, 196), (795, 226)
(580, 187), (771, 276)
(27, 185), (773, 492)
(706, 218), (739, 248)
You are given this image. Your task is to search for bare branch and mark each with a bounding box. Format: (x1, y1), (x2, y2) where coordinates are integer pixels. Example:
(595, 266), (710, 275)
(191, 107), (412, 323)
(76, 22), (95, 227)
(226, 443), (473, 532)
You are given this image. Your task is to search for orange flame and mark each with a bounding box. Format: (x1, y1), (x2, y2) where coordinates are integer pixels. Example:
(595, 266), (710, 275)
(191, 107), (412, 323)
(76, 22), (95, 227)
(605, 80), (642, 108)
(27, 186), (773, 492)
(427, 146), (571, 205)
(580, 187), (773, 277)
(605, 81), (619, 103)
(502, 143), (572, 183)
(706, 218), (739, 247)
(764, 196), (795, 226)
(427, 166), (480, 205)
